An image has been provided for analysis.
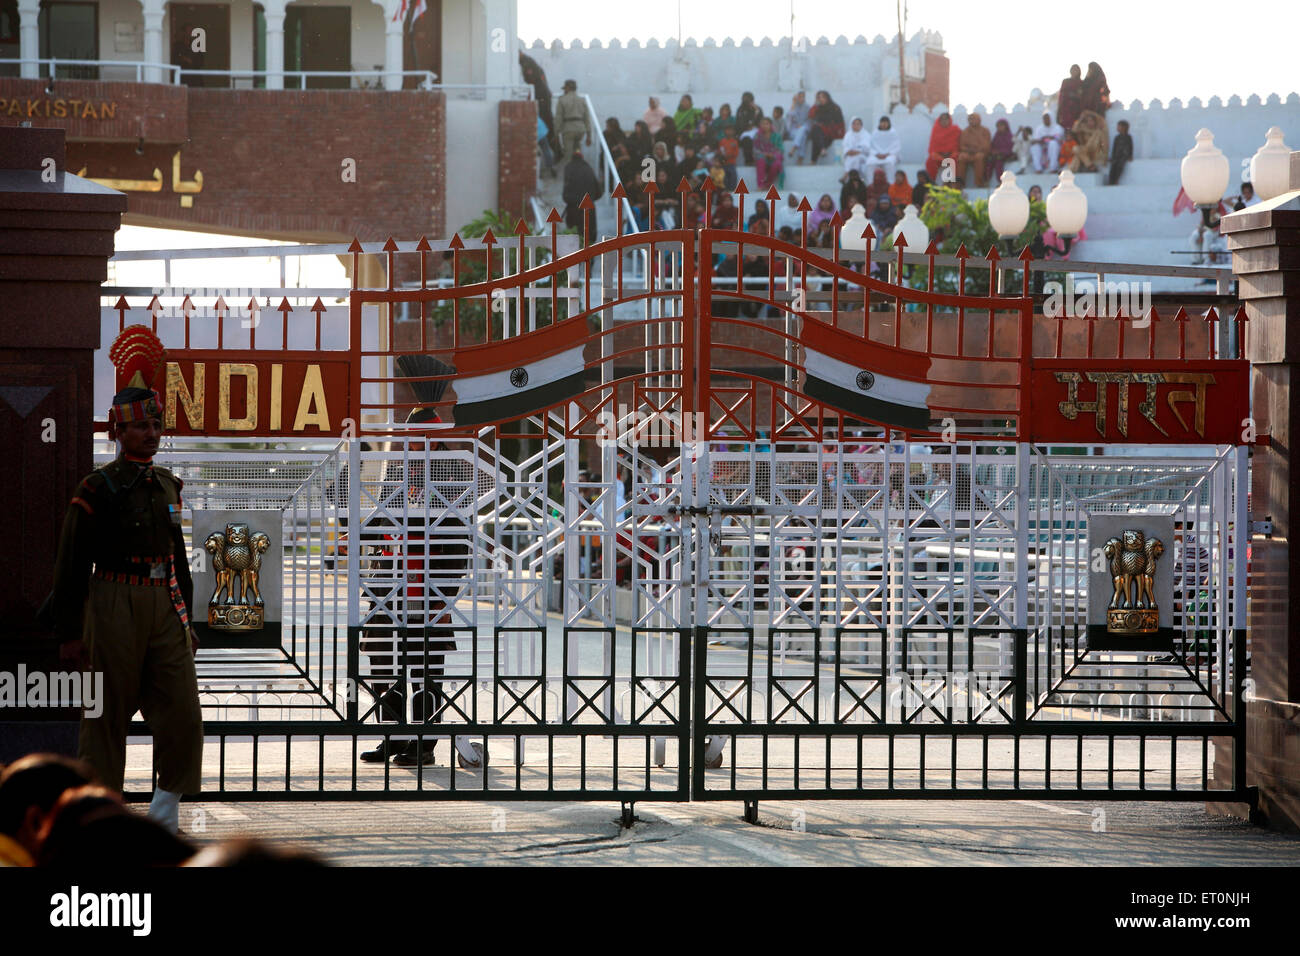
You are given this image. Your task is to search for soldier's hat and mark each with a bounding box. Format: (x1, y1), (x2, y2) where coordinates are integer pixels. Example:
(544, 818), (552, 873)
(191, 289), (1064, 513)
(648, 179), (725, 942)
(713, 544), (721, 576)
(108, 386), (163, 426)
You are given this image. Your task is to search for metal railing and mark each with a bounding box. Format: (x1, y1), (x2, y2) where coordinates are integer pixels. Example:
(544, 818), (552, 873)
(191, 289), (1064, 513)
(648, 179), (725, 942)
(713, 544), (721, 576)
(582, 93), (639, 236)
(176, 68), (439, 90)
(1, 57), (181, 83)
(1, 58), (531, 98)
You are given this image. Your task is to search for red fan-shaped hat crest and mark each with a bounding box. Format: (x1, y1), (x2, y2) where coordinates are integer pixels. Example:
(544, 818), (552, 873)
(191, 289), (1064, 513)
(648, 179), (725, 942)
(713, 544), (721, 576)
(108, 324), (168, 391)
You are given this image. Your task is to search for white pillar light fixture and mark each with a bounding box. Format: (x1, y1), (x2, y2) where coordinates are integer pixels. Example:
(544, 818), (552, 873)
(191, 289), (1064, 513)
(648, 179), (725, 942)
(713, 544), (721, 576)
(1250, 126), (1292, 201)
(840, 203), (870, 251)
(1046, 168), (1088, 254)
(988, 171), (1030, 239)
(1181, 128), (1230, 223)
(892, 204), (930, 250)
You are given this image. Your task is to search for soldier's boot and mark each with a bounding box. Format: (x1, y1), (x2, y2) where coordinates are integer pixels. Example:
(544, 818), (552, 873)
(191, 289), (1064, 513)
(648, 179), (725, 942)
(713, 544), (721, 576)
(394, 739), (437, 766)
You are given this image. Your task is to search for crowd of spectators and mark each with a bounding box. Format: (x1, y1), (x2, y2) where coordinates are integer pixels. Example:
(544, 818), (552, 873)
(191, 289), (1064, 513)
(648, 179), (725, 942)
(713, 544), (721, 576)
(0, 752), (320, 867)
(585, 89), (950, 244)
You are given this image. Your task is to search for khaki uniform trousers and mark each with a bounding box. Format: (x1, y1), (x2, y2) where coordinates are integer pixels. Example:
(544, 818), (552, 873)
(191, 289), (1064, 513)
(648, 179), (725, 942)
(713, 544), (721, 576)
(79, 578), (203, 794)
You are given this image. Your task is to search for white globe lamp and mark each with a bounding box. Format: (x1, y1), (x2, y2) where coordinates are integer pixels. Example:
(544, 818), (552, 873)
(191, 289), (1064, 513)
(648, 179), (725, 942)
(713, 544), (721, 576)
(1181, 128), (1230, 224)
(1046, 168), (1088, 254)
(1250, 126), (1292, 201)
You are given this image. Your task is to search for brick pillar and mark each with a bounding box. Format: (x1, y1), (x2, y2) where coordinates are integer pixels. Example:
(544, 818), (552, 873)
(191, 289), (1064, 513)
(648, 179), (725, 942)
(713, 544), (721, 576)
(1218, 151), (1300, 832)
(498, 98), (538, 221)
(0, 127), (126, 756)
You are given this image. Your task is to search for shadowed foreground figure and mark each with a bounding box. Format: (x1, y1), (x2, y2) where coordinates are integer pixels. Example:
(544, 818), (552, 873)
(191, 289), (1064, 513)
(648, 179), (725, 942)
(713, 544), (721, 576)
(44, 385), (203, 833)
(0, 753), (96, 867)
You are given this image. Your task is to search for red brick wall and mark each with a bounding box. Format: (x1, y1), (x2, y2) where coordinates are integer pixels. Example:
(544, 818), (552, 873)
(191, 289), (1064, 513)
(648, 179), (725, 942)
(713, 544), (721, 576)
(498, 99), (537, 221)
(0, 78), (189, 141)
(905, 50), (950, 109)
(10, 80), (445, 242)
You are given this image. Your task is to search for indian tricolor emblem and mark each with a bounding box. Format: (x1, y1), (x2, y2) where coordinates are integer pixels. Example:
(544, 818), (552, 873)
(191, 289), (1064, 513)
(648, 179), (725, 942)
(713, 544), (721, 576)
(799, 316), (933, 431)
(445, 315), (589, 427)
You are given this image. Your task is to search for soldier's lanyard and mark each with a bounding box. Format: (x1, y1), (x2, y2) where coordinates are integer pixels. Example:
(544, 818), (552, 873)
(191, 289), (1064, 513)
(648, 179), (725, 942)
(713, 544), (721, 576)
(167, 553), (190, 631)
(131, 460), (190, 632)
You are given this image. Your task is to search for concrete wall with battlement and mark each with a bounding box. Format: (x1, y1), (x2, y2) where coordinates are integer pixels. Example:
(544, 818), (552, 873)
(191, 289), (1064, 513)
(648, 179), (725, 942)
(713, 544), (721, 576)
(521, 31), (948, 141)
(526, 31), (1298, 172)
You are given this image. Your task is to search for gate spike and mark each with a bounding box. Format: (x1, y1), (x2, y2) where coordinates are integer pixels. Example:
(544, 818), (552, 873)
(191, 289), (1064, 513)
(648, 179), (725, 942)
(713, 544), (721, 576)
(347, 238), (363, 289)
(1204, 306), (1219, 359)
(416, 235), (431, 289)
(1233, 304), (1248, 358)
(1017, 245), (1034, 295)
(382, 236), (398, 290)
(763, 185), (780, 201)
(1146, 306), (1160, 359)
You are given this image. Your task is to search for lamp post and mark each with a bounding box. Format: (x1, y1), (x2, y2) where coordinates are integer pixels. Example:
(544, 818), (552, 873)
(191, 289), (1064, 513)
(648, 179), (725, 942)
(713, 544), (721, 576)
(1250, 126), (1292, 201)
(1046, 168), (1087, 256)
(892, 203), (929, 250)
(891, 204), (929, 284)
(1180, 127), (1230, 226)
(840, 202), (870, 251)
(988, 171), (1030, 255)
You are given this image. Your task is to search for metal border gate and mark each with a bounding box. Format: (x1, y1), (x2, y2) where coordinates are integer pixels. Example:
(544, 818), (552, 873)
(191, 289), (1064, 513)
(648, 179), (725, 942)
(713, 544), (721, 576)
(105, 194), (1253, 811)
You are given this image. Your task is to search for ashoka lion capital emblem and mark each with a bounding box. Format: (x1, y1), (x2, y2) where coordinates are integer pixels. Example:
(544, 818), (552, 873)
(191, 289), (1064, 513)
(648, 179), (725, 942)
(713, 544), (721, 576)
(205, 522), (270, 630)
(1103, 529), (1165, 634)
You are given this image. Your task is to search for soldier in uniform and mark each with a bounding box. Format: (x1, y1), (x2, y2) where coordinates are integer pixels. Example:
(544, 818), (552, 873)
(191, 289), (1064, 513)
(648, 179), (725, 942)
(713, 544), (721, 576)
(46, 386), (203, 832)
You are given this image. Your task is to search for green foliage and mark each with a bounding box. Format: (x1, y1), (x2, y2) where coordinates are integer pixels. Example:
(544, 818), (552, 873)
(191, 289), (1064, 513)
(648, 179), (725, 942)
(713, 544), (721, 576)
(460, 208), (523, 240)
(916, 185), (1050, 294)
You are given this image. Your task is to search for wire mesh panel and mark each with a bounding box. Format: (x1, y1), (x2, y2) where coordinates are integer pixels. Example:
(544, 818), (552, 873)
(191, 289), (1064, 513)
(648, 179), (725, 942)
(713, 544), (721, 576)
(691, 440), (1247, 801)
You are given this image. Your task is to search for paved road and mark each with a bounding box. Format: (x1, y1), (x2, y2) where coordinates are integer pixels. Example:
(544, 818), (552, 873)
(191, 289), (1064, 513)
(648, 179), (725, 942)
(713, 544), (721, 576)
(173, 797), (1300, 866)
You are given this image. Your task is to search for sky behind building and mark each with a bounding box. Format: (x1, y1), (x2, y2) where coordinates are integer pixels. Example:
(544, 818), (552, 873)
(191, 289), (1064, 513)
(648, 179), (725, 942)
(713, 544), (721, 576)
(518, 0), (1300, 108)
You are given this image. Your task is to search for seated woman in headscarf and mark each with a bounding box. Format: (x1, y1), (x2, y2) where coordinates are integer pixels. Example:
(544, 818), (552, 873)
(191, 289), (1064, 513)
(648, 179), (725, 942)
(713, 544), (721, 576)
(988, 118), (1016, 183)
(626, 120), (653, 164)
(752, 116), (784, 191)
(865, 116), (902, 183)
(711, 104), (734, 141)
(807, 193), (837, 240)
(673, 94), (702, 135)
(654, 116), (678, 151)
(1069, 110), (1108, 173)
(888, 170), (912, 208)
(604, 117), (634, 182)
(643, 96), (668, 136)
(840, 170), (870, 214)
(956, 114), (992, 188)
(870, 195), (899, 237)
(926, 113), (961, 181)
(865, 168), (890, 207)
(912, 169), (932, 209)
(650, 140), (678, 187)
(841, 116), (873, 178)
(710, 192), (739, 230)
(1081, 62), (1110, 115)
(693, 106), (716, 148)
(808, 91), (845, 163)
(735, 92), (760, 135)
